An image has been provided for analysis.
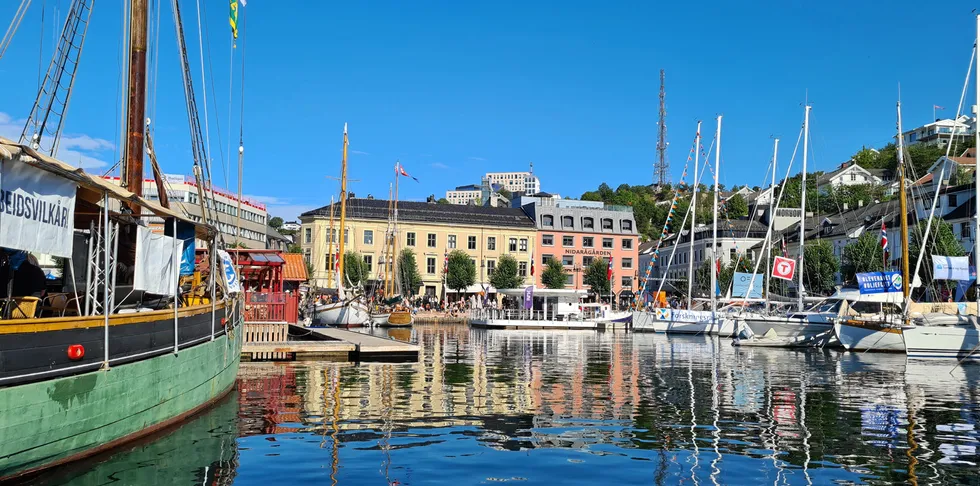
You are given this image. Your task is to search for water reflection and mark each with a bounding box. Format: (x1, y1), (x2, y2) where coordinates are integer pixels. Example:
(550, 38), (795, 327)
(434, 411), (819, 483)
(42, 327), (980, 485)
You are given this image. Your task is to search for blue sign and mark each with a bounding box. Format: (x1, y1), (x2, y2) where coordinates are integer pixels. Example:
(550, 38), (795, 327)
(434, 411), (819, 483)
(856, 272), (902, 294)
(523, 286), (533, 309)
(732, 272), (764, 299)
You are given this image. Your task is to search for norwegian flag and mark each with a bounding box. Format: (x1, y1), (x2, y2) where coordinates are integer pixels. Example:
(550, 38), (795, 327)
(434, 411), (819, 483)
(334, 251), (340, 271)
(880, 222), (888, 249)
(395, 162), (419, 182)
(780, 237), (788, 258)
(606, 258), (613, 281)
(530, 253), (535, 276)
(443, 251), (449, 273)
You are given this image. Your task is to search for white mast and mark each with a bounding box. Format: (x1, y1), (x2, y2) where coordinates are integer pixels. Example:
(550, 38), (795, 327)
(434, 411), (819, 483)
(765, 138), (779, 311)
(975, 14), (980, 312)
(687, 121), (701, 309)
(798, 105), (811, 312)
(710, 116), (721, 313)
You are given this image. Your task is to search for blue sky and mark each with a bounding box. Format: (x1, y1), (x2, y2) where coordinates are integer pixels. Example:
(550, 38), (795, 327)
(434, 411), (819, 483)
(0, 1), (977, 220)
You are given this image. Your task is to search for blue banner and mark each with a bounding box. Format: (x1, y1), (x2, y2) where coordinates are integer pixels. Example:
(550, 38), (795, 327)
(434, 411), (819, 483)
(856, 271), (902, 294)
(732, 272), (764, 299)
(523, 286), (533, 309)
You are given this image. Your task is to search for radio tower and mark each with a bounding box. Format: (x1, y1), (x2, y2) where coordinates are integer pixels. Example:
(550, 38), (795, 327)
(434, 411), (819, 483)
(654, 69), (669, 187)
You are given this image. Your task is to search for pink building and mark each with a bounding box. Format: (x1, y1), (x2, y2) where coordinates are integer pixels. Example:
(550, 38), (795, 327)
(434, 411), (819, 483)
(520, 196), (639, 305)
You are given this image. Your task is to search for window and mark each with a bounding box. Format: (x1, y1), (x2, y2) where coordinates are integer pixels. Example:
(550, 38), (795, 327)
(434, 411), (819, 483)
(950, 194), (958, 207)
(304, 248), (311, 263)
(329, 229), (337, 244)
(468, 236), (477, 250)
(562, 235), (574, 247)
(427, 257), (436, 274)
(363, 255), (373, 272)
(519, 238), (528, 252)
(602, 238), (614, 249)
(542, 234), (554, 246)
(407, 232), (416, 246)
(601, 218), (613, 230)
(583, 256), (595, 266)
(487, 237), (496, 250)
(622, 257), (633, 269)
(542, 215), (554, 227)
(562, 216), (574, 228)
(621, 220), (633, 232)
(448, 235), (457, 249)
(487, 260), (496, 275)
(565, 273), (575, 286)
(543, 254), (554, 264)
(344, 229), (349, 245)
(582, 217), (594, 230)
(509, 238), (518, 252)
(621, 276), (633, 289)
(583, 236), (594, 248)
(428, 233), (437, 248)
(562, 254), (574, 266)
(850, 173), (856, 181)
(305, 228), (312, 244)
(363, 230), (374, 245)
(622, 238), (633, 250)
(325, 253), (334, 271)
(518, 262), (528, 277)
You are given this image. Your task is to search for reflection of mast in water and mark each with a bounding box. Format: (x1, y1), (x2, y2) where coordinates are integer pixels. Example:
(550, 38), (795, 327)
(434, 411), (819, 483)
(904, 383), (919, 486)
(709, 340), (722, 486)
(379, 364), (395, 485)
(330, 367), (341, 486)
(799, 371), (812, 486)
(688, 357), (701, 486)
(762, 367), (785, 486)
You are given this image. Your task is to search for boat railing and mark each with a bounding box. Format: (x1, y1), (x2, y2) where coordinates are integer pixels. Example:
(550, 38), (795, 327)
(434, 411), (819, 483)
(469, 308), (583, 322)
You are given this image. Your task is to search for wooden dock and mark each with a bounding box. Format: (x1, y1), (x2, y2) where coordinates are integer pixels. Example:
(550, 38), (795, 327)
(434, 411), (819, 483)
(241, 322), (419, 362)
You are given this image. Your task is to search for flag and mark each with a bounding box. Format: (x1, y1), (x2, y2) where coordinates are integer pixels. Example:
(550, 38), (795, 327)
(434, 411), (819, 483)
(530, 253), (535, 276)
(880, 222), (888, 249)
(780, 237), (788, 258)
(606, 258), (613, 281)
(240, 0), (246, 5)
(934, 105), (945, 110)
(396, 162), (419, 182)
(229, 0), (239, 39)
(443, 251), (449, 274)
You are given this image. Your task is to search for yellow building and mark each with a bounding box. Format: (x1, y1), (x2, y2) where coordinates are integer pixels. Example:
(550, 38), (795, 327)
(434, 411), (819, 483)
(299, 198), (537, 297)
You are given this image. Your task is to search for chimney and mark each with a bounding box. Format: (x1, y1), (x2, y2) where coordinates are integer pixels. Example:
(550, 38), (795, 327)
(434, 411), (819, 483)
(367, 194), (374, 200)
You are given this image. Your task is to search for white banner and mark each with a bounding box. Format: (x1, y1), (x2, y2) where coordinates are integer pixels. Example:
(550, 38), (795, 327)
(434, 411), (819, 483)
(0, 161), (76, 257)
(217, 250), (242, 294)
(933, 255), (970, 281)
(135, 225), (181, 296)
(654, 308), (714, 323)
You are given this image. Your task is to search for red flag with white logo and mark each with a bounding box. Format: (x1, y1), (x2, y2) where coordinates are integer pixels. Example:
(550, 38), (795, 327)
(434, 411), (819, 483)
(772, 256), (796, 281)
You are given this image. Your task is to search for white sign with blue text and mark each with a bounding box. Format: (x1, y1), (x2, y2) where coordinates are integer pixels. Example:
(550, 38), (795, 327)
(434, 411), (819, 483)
(655, 309), (714, 323)
(217, 250), (242, 294)
(0, 161), (76, 258)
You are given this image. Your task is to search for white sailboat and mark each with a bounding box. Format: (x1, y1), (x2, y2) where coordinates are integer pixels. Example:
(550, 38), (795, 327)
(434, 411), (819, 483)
(314, 124), (370, 328)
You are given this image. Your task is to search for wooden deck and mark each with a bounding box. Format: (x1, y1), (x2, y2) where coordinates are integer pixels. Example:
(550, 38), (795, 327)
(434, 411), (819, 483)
(305, 326), (421, 359)
(240, 322), (419, 362)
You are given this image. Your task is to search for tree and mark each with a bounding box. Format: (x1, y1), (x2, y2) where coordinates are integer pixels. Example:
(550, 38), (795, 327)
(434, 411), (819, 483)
(343, 251), (370, 287)
(841, 231), (884, 283)
(803, 240), (839, 296)
(693, 257), (753, 298)
(490, 254), (522, 289)
(724, 193), (748, 218)
(541, 258), (568, 289)
(437, 198), (450, 204)
(398, 249), (423, 296)
(287, 243), (302, 253)
(446, 249), (476, 294)
(910, 218), (966, 289)
(584, 257), (610, 296)
(497, 188), (513, 200)
(269, 216), (284, 229)
(305, 260), (314, 280)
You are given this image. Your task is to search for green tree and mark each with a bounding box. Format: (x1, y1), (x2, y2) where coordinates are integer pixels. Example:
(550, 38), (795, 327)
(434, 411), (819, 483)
(269, 216), (284, 229)
(498, 188), (513, 200)
(398, 249), (423, 296)
(803, 240), (839, 296)
(694, 257), (753, 297)
(724, 193), (748, 218)
(584, 257), (610, 296)
(287, 243), (302, 253)
(841, 231), (884, 283)
(446, 249), (476, 293)
(343, 251), (370, 287)
(305, 260), (314, 280)
(437, 197), (450, 204)
(490, 254), (522, 289)
(541, 258), (568, 289)
(911, 218), (966, 289)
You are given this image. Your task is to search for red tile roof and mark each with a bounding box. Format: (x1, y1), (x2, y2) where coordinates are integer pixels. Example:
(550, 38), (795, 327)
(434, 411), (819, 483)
(282, 253), (308, 281)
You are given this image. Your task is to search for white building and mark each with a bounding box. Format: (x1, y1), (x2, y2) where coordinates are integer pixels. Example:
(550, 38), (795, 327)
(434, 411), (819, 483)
(445, 184), (482, 205)
(280, 221), (301, 232)
(902, 115), (975, 147)
(814, 162), (884, 191)
(485, 171), (541, 194)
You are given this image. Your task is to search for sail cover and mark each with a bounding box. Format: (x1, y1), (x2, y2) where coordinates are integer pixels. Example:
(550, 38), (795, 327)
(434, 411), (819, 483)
(135, 225), (181, 296)
(0, 160), (76, 257)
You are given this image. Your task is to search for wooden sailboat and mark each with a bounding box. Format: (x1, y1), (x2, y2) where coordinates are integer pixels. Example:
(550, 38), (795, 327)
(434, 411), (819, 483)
(313, 124), (371, 328)
(384, 162), (413, 327)
(0, 0), (241, 479)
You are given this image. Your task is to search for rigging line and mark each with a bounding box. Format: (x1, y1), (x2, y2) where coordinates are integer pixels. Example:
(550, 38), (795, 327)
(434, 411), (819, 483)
(226, 21), (233, 186)
(148, 0), (161, 131)
(37, 0), (44, 90)
(198, 0), (229, 190)
(238, 5), (245, 141)
(116, 0), (130, 175)
(194, 0), (211, 174)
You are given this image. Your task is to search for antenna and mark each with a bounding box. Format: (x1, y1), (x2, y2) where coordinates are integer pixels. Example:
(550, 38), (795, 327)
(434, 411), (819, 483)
(654, 69), (669, 187)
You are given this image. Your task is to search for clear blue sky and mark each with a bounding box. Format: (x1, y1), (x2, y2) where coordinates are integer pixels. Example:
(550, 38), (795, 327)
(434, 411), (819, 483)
(0, 1), (977, 220)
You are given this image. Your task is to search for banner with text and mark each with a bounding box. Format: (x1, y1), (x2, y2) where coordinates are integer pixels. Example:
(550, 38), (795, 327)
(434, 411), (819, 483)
(732, 272), (764, 299)
(523, 285), (533, 309)
(0, 161), (76, 257)
(932, 255), (970, 281)
(218, 250), (242, 295)
(654, 308), (714, 323)
(856, 271), (903, 294)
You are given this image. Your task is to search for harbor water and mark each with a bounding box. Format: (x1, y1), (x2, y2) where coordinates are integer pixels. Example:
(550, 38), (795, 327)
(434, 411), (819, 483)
(28, 325), (980, 485)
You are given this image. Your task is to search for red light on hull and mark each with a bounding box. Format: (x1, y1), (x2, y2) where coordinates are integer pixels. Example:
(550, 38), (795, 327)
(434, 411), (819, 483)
(67, 344), (85, 360)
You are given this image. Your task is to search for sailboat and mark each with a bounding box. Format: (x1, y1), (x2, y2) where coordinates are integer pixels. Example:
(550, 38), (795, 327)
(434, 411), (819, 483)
(901, 16), (980, 359)
(833, 101), (912, 352)
(382, 162), (413, 327)
(0, 0), (241, 479)
(313, 124), (371, 328)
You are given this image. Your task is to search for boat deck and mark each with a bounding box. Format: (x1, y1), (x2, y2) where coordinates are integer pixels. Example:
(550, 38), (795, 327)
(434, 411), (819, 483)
(241, 324), (419, 362)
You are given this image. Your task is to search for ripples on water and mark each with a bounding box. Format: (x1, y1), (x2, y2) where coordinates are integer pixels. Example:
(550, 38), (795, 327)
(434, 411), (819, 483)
(33, 326), (980, 485)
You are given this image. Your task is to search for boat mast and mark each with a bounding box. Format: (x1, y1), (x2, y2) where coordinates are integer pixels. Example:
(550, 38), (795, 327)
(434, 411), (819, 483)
(710, 116), (721, 313)
(975, 14), (980, 313)
(687, 121), (700, 309)
(765, 138), (779, 312)
(897, 102), (910, 299)
(327, 195), (336, 287)
(122, 0), (149, 213)
(798, 105), (811, 312)
(394, 162), (401, 297)
(338, 124), (349, 284)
